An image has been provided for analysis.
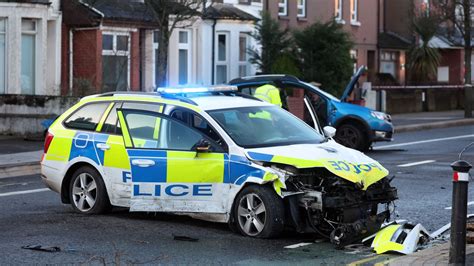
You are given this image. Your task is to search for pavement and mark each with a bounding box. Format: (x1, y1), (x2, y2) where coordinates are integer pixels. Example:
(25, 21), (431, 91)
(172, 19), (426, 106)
(392, 110), (474, 133)
(1, 110), (474, 264)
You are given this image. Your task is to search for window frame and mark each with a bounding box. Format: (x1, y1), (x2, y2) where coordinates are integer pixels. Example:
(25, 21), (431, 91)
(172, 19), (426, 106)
(238, 33), (251, 78)
(297, 0), (307, 18)
(168, 106), (228, 152)
(100, 101), (167, 136)
(178, 29), (192, 85)
(102, 31), (131, 91)
(278, 0), (288, 17)
(119, 108), (225, 153)
(350, 49), (358, 74)
(334, 0), (344, 23)
(350, 0), (361, 26)
(0, 18), (6, 94)
(215, 31), (229, 84)
(62, 101), (112, 132)
(21, 18), (37, 95)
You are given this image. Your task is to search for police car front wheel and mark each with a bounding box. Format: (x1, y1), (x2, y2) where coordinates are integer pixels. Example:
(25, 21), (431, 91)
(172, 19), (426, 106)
(69, 166), (111, 214)
(233, 185), (284, 238)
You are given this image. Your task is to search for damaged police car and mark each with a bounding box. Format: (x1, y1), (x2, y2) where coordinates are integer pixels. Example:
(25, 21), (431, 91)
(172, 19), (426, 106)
(41, 86), (397, 245)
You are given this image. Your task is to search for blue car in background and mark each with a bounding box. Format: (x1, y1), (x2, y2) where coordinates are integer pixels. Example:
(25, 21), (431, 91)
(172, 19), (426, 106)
(229, 66), (393, 151)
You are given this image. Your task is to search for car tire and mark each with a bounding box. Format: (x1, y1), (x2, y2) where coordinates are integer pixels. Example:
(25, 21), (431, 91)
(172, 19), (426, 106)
(233, 185), (284, 238)
(335, 123), (370, 151)
(69, 166), (111, 214)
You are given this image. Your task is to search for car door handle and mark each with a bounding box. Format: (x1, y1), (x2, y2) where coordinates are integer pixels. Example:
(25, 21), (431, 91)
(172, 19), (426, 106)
(96, 143), (110, 151)
(131, 159), (155, 167)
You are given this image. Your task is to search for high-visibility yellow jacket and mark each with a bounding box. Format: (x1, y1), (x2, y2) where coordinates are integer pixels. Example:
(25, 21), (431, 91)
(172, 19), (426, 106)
(254, 84), (282, 107)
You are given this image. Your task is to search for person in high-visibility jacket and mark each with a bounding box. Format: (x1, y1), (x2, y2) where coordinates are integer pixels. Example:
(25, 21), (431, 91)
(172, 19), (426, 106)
(254, 83), (282, 107)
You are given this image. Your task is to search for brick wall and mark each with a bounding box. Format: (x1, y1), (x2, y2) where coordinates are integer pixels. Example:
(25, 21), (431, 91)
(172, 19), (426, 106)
(439, 49), (463, 85)
(73, 29), (102, 93)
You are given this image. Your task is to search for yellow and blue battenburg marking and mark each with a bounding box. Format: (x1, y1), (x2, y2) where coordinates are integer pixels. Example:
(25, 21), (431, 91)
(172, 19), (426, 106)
(125, 151), (266, 184)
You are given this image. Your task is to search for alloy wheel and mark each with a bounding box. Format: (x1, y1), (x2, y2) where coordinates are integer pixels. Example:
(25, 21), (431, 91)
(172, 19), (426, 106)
(72, 173), (97, 212)
(237, 193), (267, 236)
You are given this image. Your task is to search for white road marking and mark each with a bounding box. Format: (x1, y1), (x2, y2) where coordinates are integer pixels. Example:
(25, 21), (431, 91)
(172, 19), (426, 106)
(0, 188), (50, 197)
(397, 160), (436, 168)
(374, 134), (474, 150)
(445, 201), (474, 210)
(284, 242), (313, 249)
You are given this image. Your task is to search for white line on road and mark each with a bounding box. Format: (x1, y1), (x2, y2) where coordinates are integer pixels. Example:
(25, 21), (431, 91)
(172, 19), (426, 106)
(445, 201), (474, 210)
(397, 160), (436, 167)
(0, 188), (49, 197)
(284, 242), (313, 249)
(374, 134), (474, 150)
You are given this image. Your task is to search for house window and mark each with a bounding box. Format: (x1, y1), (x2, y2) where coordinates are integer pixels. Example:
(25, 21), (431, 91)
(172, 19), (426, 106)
(0, 19), (5, 94)
(380, 50), (399, 79)
(437, 66), (449, 82)
(278, 0), (288, 16)
(335, 0), (343, 22)
(21, 19), (37, 94)
(350, 49), (358, 74)
(215, 32), (229, 84)
(297, 0), (306, 18)
(178, 30), (191, 85)
(239, 33), (250, 77)
(102, 32), (130, 92)
(350, 0), (360, 25)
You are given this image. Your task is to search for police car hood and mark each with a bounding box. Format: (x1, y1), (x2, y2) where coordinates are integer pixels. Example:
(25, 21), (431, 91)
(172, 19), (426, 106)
(245, 141), (388, 190)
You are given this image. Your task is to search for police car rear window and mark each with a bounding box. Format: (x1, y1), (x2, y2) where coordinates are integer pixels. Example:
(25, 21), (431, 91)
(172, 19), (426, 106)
(64, 102), (109, 131)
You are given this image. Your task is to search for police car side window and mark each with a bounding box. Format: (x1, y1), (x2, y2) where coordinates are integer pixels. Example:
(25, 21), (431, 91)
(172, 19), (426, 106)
(102, 103), (122, 135)
(122, 110), (209, 151)
(64, 102), (109, 131)
(170, 109), (222, 144)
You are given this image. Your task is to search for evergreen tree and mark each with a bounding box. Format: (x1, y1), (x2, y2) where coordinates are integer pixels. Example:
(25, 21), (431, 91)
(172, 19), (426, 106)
(293, 21), (353, 96)
(248, 12), (292, 74)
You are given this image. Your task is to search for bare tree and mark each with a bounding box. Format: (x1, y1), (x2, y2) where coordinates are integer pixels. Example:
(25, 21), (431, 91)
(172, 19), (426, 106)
(145, 0), (209, 87)
(433, 0), (474, 117)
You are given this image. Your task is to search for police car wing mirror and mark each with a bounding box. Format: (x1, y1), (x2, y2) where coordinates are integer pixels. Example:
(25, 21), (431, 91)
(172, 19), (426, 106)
(323, 126), (336, 138)
(195, 139), (212, 153)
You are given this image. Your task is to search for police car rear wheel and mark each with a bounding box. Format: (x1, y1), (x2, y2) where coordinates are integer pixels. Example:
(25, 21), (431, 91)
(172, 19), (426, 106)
(69, 166), (111, 214)
(234, 186), (284, 238)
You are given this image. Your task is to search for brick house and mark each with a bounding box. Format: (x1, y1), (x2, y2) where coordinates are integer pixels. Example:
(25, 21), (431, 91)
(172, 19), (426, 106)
(264, 0), (380, 86)
(61, 0), (158, 95)
(383, 0), (467, 85)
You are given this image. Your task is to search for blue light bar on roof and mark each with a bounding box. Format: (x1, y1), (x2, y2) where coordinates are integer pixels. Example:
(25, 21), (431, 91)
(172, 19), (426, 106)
(157, 85), (238, 94)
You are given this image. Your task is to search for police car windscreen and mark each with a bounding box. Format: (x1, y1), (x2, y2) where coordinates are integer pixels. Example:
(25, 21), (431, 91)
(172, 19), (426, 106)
(208, 106), (324, 148)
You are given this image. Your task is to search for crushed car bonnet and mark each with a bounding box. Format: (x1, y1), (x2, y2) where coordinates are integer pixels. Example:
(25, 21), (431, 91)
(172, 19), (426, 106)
(245, 142), (389, 190)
